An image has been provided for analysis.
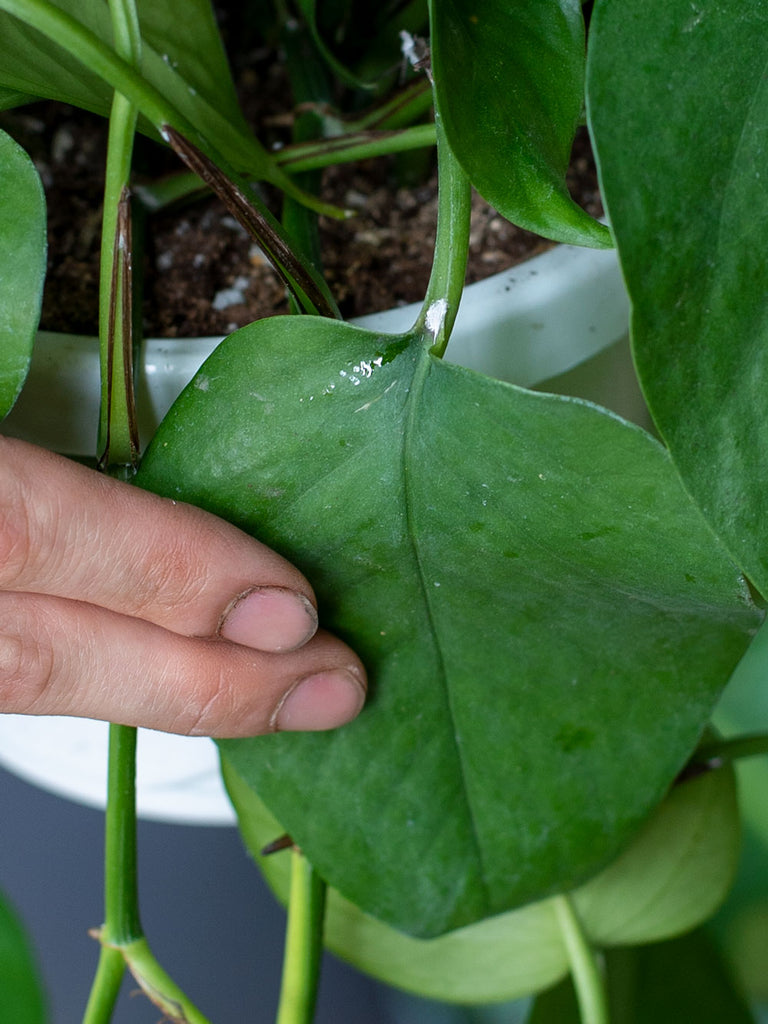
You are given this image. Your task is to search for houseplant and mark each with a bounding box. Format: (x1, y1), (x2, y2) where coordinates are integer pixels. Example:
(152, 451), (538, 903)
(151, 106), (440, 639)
(1, 0), (767, 1021)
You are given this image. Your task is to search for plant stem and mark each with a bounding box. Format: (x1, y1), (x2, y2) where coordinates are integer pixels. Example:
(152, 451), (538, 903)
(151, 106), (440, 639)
(275, 851), (327, 1024)
(694, 732), (768, 766)
(344, 78), (434, 132)
(97, 0), (141, 472)
(413, 111), (471, 357)
(82, 723), (141, 1023)
(276, 123), (436, 174)
(103, 724), (142, 942)
(553, 894), (609, 1024)
(161, 125), (339, 319)
(119, 938), (214, 1023)
(82, 945), (125, 1024)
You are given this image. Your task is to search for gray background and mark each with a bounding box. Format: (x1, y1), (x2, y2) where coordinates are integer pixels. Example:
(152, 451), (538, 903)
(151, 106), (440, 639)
(0, 766), (399, 1023)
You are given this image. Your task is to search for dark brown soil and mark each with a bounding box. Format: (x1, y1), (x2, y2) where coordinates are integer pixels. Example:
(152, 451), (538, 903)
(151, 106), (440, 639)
(0, 81), (602, 338)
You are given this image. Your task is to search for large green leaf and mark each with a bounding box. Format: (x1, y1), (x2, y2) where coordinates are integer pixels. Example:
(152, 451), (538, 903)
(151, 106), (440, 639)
(586, 0), (768, 595)
(430, 0), (610, 248)
(0, 890), (47, 1024)
(223, 755), (738, 1003)
(137, 317), (758, 937)
(0, 129), (46, 419)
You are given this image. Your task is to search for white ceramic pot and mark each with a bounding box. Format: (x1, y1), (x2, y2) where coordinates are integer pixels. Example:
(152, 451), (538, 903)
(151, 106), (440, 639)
(0, 242), (629, 824)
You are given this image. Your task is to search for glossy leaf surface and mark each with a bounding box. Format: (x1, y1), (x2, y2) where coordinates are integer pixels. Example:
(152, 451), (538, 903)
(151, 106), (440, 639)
(223, 754), (738, 1002)
(0, 890), (47, 1024)
(430, 0), (610, 248)
(0, 130), (46, 418)
(587, 0), (768, 595)
(137, 316), (758, 937)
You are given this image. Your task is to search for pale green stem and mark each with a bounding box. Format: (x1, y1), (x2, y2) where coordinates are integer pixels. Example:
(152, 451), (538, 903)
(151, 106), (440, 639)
(343, 78), (433, 132)
(82, 945), (125, 1024)
(97, 93), (139, 470)
(276, 851), (327, 1024)
(412, 111), (471, 357)
(276, 123), (436, 174)
(553, 895), (609, 1024)
(119, 938), (214, 1023)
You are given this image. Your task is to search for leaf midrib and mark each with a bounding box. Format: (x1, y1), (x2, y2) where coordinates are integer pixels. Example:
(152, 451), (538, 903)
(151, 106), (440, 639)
(400, 347), (492, 917)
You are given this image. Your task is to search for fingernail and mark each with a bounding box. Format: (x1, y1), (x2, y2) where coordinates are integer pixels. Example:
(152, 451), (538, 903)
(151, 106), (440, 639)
(219, 587), (318, 652)
(271, 668), (366, 732)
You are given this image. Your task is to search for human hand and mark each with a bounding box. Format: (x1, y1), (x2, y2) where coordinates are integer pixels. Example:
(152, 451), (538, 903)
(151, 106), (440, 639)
(0, 436), (366, 737)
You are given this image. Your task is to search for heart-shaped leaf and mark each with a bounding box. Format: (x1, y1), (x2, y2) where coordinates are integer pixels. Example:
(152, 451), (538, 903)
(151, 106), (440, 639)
(0, 129), (46, 419)
(586, 0), (768, 595)
(223, 753), (738, 1003)
(137, 316), (758, 937)
(430, 0), (610, 248)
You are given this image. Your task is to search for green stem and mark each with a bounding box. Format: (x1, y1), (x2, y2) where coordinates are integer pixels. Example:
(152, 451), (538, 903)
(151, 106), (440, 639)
(97, 0), (140, 471)
(84, 725), (212, 1021)
(82, 724), (140, 1023)
(344, 78), (434, 132)
(553, 895), (609, 1024)
(132, 170), (207, 212)
(413, 111), (471, 357)
(120, 938), (214, 1023)
(695, 732), (768, 766)
(276, 123), (436, 174)
(103, 724), (141, 942)
(82, 945), (125, 1024)
(275, 851), (327, 1024)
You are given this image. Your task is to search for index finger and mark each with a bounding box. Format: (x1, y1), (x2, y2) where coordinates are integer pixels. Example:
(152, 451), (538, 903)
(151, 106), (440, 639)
(0, 437), (318, 651)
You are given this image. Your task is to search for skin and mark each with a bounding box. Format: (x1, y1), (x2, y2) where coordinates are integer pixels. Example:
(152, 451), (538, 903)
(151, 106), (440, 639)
(0, 436), (366, 738)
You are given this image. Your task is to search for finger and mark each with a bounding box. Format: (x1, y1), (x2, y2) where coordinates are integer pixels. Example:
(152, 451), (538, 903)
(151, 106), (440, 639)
(0, 592), (366, 737)
(0, 437), (317, 651)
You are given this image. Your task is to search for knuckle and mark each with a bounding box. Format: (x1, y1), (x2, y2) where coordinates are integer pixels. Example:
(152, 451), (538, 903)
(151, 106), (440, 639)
(0, 605), (55, 714)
